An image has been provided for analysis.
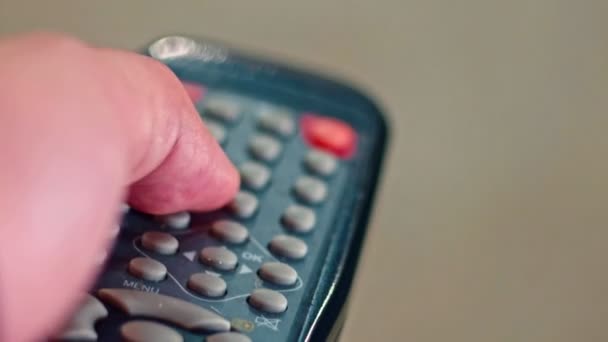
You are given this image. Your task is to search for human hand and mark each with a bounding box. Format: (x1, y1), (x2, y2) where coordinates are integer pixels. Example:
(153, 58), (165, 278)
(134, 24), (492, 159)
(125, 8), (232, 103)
(0, 32), (239, 341)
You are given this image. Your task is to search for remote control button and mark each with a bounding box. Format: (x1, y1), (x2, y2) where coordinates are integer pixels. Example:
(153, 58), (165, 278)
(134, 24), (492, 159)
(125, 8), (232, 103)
(203, 97), (240, 123)
(97, 288), (230, 332)
(281, 204), (316, 233)
(141, 231), (179, 255)
(257, 109), (295, 137)
(228, 191), (258, 219)
(187, 273), (227, 298)
(205, 120), (227, 145)
(300, 113), (357, 158)
(210, 220), (249, 244)
(200, 247), (238, 271)
(158, 211), (190, 230)
(247, 288), (288, 313)
(128, 257), (167, 282)
(248, 134), (281, 162)
(120, 320), (183, 342)
(258, 262), (298, 286)
(305, 149), (338, 176)
(239, 161), (271, 190)
(207, 332), (252, 342)
(55, 294), (108, 341)
(293, 176), (327, 204)
(269, 235), (308, 260)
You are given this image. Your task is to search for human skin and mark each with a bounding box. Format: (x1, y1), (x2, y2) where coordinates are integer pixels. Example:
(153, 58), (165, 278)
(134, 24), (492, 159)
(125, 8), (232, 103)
(0, 32), (240, 341)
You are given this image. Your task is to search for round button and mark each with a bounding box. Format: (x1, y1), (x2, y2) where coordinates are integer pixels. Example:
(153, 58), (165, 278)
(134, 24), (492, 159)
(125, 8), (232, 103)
(199, 247), (238, 271)
(128, 257), (167, 282)
(281, 205), (316, 233)
(305, 149), (338, 176)
(269, 235), (308, 260)
(228, 191), (258, 219)
(187, 273), (227, 298)
(141, 231), (179, 255)
(158, 211), (190, 230)
(210, 220), (249, 244)
(248, 288), (288, 313)
(248, 134), (282, 162)
(120, 320), (183, 342)
(258, 262), (298, 286)
(293, 176), (328, 204)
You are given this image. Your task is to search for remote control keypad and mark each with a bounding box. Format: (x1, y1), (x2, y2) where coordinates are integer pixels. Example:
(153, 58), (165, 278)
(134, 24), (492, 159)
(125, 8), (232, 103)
(63, 87), (359, 341)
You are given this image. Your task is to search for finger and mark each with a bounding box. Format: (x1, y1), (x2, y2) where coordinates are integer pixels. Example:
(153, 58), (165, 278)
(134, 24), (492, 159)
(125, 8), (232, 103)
(92, 47), (240, 213)
(0, 32), (238, 341)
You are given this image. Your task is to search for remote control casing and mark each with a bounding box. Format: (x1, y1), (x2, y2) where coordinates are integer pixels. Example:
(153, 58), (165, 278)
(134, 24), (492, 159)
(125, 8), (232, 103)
(71, 35), (390, 342)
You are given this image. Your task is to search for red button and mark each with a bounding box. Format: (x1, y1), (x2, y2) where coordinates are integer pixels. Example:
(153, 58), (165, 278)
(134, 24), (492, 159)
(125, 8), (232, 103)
(300, 113), (357, 158)
(181, 81), (206, 103)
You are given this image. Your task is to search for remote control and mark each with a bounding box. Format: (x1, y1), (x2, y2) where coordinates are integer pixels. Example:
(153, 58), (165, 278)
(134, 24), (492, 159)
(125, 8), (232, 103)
(53, 35), (389, 342)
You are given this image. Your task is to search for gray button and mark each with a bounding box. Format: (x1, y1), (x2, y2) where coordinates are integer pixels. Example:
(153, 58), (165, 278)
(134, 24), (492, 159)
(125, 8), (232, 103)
(210, 220), (249, 244)
(158, 211), (190, 230)
(120, 320), (183, 342)
(97, 288), (230, 332)
(257, 109), (295, 137)
(141, 231), (179, 255)
(200, 247), (238, 271)
(203, 97), (240, 123)
(187, 273), (227, 298)
(207, 332), (252, 342)
(268, 235), (308, 260)
(239, 161), (271, 190)
(248, 288), (288, 313)
(293, 176), (328, 204)
(128, 257), (167, 282)
(305, 149), (338, 176)
(248, 134), (281, 162)
(205, 120), (227, 145)
(228, 191), (258, 219)
(282, 205), (316, 233)
(55, 294), (108, 340)
(259, 262), (298, 286)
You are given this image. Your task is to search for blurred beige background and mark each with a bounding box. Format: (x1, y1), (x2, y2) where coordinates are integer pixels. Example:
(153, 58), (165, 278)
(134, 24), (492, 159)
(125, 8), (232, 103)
(1, 1), (607, 341)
